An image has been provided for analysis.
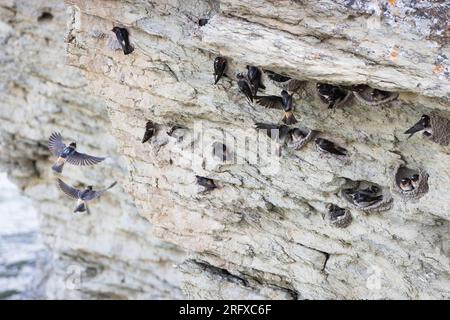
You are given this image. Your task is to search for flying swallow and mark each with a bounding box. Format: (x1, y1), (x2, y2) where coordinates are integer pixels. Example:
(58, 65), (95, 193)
(142, 120), (156, 143)
(246, 65), (266, 96)
(399, 177), (414, 191)
(410, 174), (420, 190)
(57, 178), (117, 213)
(315, 138), (347, 156)
(316, 83), (350, 109)
(326, 204), (346, 221)
(255, 123), (290, 143)
(48, 132), (106, 173)
(196, 175), (217, 192)
(111, 27), (133, 55)
(237, 73), (254, 103)
(256, 90), (297, 124)
(198, 18), (209, 26)
(404, 115), (431, 138)
(213, 57), (227, 85)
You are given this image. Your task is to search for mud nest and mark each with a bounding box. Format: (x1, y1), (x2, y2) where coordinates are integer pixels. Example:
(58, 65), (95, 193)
(427, 112), (450, 146)
(393, 165), (429, 200)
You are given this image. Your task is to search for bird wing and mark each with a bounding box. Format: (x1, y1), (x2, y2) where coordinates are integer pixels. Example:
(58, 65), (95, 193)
(83, 181), (117, 201)
(57, 178), (81, 199)
(255, 95), (283, 109)
(48, 132), (66, 156)
(66, 151), (106, 166)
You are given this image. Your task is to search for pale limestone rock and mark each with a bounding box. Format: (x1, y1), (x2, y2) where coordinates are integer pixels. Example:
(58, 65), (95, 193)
(0, 0), (449, 299)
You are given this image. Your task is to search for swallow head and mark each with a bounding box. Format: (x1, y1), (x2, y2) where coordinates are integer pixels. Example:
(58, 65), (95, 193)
(198, 18), (209, 26)
(111, 26), (119, 33)
(399, 178), (413, 191)
(69, 142), (77, 148)
(410, 174), (419, 182)
(405, 114), (430, 136)
(236, 73), (244, 79)
(87, 186), (93, 191)
(290, 128), (305, 141)
(280, 90), (289, 97)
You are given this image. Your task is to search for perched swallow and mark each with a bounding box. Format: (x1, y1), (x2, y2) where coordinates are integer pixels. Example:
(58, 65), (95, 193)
(246, 65), (266, 96)
(196, 175), (217, 192)
(404, 115), (431, 138)
(326, 204), (346, 221)
(345, 185), (379, 198)
(213, 57), (227, 85)
(348, 84), (398, 105)
(111, 27), (133, 55)
(315, 138), (347, 156)
(237, 73), (254, 103)
(255, 123), (290, 142)
(316, 83), (349, 109)
(350, 191), (383, 205)
(198, 18), (209, 26)
(142, 120), (156, 143)
(409, 174), (420, 190)
(399, 177), (414, 191)
(48, 132), (106, 173)
(57, 178), (117, 213)
(290, 128), (306, 142)
(256, 90), (297, 124)
(264, 70), (291, 83)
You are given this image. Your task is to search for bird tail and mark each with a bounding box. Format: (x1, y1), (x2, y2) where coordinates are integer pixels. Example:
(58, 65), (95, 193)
(107, 181), (118, 190)
(74, 202), (87, 213)
(51, 158), (65, 173)
(282, 111), (297, 125)
(124, 44), (134, 55)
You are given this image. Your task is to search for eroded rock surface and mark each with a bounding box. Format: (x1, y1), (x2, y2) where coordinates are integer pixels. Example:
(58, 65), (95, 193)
(0, 0), (449, 299)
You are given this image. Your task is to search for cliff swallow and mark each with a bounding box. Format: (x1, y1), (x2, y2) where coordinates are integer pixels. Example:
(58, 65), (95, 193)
(326, 204), (346, 221)
(111, 27), (133, 55)
(198, 18), (209, 26)
(196, 175), (217, 192)
(246, 65), (266, 95)
(399, 177), (414, 191)
(57, 178), (117, 213)
(48, 132), (106, 173)
(237, 73), (253, 103)
(290, 128), (306, 142)
(345, 185), (379, 198)
(213, 57), (227, 85)
(404, 115), (431, 138)
(315, 138), (347, 156)
(347, 189), (383, 205)
(316, 83), (349, 109)
(348, 84), (398, 105)
(255, 123), (290, 143)
(142, 120), (156, 143)
(256, 90), (297, 124)
(410, 174), (419, 188)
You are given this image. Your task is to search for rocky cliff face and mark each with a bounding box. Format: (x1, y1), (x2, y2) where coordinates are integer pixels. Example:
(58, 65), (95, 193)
(1, 0), (449, 299)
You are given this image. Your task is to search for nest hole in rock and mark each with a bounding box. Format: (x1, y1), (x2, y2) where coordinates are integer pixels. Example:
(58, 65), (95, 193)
(394, 166), (429, 200)
(37, 11), (53, 23)
(325, 204), (352, 228)
(341, 179), (393, 212)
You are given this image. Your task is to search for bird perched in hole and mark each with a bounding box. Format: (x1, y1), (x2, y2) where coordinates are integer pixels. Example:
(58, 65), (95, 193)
(326, 204), (346, 221)
(246, 65), (265, 96)
(57, 178), (117, 213)
(345, 186), (382, 205)
(48, 132), (106, 173)
(315, 138), (347, 156)
(316, 83), (349, 109)
(255, 123), (291, 143)
(237, 73), (254, 103)
(404, 115), (431, 138)
(289, 128), (306, 143)
(196, 175), (217, 192)
(399, 177), (414, 191)
(198, 18), (209, 26)
(111, 27), (133, 55)
(410, 174), (420, 189)
(256, 90), (297, 124)
(142, 120), (156, 143)
(213, 57), (227, 85)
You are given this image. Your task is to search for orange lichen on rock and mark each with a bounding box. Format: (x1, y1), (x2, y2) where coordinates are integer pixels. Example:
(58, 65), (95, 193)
(388, 0), (396, 6)
(432, 64), (444, 74)
(390, 46), (399, 63)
